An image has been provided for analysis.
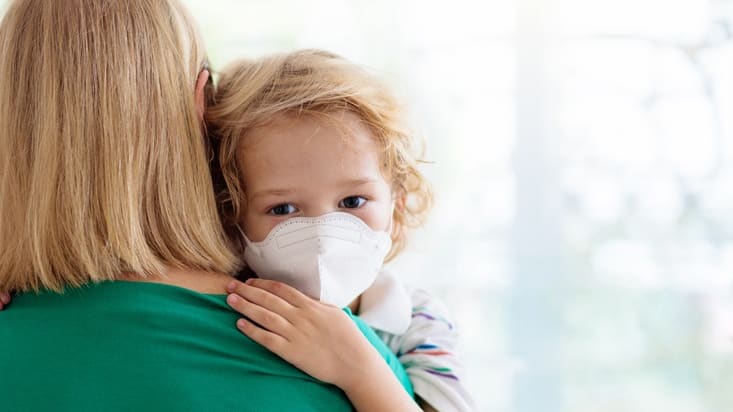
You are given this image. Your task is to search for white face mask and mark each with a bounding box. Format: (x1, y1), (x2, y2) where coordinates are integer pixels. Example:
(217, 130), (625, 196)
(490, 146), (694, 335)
(243, 212), (393, 308)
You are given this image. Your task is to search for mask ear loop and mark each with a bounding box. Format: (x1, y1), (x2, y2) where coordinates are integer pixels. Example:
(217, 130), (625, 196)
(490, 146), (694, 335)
(232, 224), (261, 280)
(235, 224), (260, 257)
(385, 199), (397, 234)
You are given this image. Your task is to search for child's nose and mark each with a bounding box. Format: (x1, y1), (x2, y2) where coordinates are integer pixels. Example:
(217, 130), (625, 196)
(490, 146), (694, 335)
(308, 204), (338, 218)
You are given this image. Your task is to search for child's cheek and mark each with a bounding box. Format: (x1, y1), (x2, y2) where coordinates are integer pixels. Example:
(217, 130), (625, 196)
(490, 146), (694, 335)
(242, 211), (276, 243)
(360, 201), (393, 232)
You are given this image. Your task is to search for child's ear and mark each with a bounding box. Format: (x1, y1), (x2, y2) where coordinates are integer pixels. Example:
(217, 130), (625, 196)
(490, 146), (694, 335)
(392, 189), (407, 212)
(394, 196), (406, 213)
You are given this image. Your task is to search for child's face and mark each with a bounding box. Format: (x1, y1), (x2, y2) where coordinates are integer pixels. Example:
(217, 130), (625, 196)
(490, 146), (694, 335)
(237, 111), (394, 242)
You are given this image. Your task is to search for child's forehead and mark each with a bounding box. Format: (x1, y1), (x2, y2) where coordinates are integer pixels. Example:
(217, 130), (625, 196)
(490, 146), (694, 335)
(239, 111), (379, 151)
(235, 111), (393, 185)
(259, 110), (366, 132)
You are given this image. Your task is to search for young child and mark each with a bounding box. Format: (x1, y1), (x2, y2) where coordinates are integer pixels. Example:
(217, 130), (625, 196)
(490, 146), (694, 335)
(208, 49), (476, 412)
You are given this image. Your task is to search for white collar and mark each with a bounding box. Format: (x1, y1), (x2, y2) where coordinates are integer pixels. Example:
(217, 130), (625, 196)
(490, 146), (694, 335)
(357, 271), (412, 335)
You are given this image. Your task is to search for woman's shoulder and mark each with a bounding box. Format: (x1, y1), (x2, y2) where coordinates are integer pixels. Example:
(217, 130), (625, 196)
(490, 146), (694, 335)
(0, 280), (353, 411)
(120, 267), (235, 294)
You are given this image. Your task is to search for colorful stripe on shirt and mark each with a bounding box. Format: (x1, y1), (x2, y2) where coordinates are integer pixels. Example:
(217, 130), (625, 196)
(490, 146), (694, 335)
(406, 343), (452, 356)
(412, 306), (454, 330)
(403, 358), (459, 381)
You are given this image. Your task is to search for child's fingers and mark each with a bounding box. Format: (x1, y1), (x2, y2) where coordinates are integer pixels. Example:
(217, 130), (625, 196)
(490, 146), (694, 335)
(0, 292), (10, 305)
(227, 293), (292, 338)
(236, 318), (288, 353)
(243, 278), (312, 308)
(227, 280), (295, 318)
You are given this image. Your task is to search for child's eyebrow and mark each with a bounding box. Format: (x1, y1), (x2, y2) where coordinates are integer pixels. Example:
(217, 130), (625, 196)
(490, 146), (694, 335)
(248, 189), (294, 201)
(248, 179), (382, 201)
(338, 178), (381, 186)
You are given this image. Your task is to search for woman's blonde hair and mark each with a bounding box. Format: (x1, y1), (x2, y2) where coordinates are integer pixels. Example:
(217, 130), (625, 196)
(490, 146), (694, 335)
(207, 49), (432, 261)
(0, 0), (240, 292)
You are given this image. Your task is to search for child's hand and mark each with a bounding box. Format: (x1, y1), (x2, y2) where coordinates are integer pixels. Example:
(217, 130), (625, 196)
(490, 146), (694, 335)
(226, 278), (421, 412)
(0, 292), (11, 310)
(225, 278), (376, 389)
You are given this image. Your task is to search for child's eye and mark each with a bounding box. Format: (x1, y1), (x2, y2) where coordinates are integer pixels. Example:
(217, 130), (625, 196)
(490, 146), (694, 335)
(339, 196), (367, 209)
(268, 203), (298, 216)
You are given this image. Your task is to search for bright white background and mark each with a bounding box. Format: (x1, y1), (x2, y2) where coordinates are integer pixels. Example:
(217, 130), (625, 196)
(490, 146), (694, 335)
(5, 1), (733, 411)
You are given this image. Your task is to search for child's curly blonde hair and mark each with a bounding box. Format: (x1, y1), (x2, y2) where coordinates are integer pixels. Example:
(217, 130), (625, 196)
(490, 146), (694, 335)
(206, 49), (432, 261)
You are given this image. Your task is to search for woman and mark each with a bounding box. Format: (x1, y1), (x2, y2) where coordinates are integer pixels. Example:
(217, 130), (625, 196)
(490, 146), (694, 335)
(0, 1), (408, 410)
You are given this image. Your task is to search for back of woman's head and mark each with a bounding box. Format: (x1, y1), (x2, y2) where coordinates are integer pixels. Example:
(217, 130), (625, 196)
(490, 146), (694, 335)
(0, 0), (239, 292)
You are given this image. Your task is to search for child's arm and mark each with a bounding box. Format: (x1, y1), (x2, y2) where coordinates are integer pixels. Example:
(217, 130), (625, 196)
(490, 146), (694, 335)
(226, 278), (420, 412)
(381, 288), (477, 412)
(0, 292), (10, 310)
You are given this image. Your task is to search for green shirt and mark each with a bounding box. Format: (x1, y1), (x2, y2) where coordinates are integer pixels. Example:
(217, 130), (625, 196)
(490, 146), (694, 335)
(0, 281), (412, 411)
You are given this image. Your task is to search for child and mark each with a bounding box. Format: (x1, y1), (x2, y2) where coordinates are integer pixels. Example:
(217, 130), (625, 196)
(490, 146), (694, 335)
(208, 49), (476, 412)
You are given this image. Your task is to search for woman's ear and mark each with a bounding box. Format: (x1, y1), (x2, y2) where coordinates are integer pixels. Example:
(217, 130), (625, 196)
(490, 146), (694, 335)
(194, 69), (210, 122)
